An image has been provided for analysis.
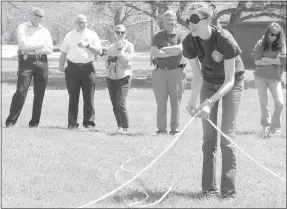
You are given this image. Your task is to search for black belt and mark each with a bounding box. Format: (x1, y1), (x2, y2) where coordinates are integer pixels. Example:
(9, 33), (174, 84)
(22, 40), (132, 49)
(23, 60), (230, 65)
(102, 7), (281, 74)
(21, 54), (47, 60)
(67, 60), (93, 67)
(156, 63), (186, 70)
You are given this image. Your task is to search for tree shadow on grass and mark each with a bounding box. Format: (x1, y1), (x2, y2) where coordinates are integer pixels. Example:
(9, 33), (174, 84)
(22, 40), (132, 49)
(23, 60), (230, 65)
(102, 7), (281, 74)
(235, 129), (257, 136)
(37, 125), (102, 133)
(106, 131), (149, 137)
(30, 125), (151, 136)
(1, 71), (153, 90)
(2, 71), (285, 90)
(111, 189), (219, 205)
(235, 129), (286, 139)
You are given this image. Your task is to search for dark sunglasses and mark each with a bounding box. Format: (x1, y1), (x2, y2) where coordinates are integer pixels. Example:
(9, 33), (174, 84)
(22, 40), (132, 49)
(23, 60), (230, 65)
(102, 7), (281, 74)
(186, 14), (208, 25)
(269, 32), (280, 37)
(33, 12), (43, 18)
(115, 31), (125, 35)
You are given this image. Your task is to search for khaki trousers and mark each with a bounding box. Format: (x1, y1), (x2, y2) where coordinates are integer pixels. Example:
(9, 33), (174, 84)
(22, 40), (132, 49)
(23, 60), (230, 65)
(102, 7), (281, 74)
(152, 68), (184, 131)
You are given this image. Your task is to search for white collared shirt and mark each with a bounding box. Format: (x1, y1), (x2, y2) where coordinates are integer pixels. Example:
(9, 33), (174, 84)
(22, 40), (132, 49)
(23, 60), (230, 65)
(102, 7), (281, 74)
(17, 21), (53, 54)
(60, 28), (102, 63)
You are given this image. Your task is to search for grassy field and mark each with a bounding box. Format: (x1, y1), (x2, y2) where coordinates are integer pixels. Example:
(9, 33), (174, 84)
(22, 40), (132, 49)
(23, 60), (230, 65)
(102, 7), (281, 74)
(1, 65), (286, 208)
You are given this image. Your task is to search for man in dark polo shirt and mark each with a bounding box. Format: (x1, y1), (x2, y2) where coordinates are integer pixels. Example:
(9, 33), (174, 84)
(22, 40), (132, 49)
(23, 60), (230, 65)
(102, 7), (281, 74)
(151, 10), (187, 135)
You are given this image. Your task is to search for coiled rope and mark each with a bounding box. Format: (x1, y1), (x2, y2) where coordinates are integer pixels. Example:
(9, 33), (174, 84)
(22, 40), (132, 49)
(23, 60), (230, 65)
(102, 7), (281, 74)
(78, 114), (285, 208)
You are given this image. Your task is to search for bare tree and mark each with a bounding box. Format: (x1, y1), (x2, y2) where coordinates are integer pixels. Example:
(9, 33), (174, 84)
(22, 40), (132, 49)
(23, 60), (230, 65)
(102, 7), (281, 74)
(91, 1), (151, 28)
(122, 0), (286, 32)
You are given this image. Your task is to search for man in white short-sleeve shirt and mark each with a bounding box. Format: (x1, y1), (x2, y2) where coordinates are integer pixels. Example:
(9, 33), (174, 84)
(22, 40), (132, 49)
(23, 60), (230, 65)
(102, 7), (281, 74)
(5, 6), (53, 128)
(59, 14), (102, 129)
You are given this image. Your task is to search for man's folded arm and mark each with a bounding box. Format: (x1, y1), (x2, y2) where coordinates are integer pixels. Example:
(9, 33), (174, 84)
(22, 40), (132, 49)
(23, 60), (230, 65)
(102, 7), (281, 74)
(160, 44), (182, 55)
(151, 46), (174, 58)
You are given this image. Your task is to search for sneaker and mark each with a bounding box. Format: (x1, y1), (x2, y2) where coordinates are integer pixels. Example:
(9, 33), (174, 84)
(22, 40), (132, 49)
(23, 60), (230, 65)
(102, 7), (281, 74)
(156, 130), (168, 135)
(121, 130), (129, 135)
(269, 128), (281, 136)
(260, 126), (270, 139)
(122, 128), (129, 134)
(169, 130), (180, 136)
(116, 127), (123, 133)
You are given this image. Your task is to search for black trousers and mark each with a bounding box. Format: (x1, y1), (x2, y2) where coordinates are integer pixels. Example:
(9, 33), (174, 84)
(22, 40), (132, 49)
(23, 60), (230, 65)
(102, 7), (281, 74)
(106, 76), (131, 128)
(6, 55), (48, 126)
(65, 61), (96, 127)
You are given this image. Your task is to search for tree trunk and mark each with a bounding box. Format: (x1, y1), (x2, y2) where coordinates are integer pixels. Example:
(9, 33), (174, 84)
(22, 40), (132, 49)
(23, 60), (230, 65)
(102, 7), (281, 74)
(114, 9), (122, 26)
(226, 1), (246, 39)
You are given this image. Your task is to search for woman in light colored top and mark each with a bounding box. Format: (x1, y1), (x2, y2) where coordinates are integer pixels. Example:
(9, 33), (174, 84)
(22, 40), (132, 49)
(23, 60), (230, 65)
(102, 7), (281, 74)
(105, 24), (134, 134)
(252, 22), (286, 138)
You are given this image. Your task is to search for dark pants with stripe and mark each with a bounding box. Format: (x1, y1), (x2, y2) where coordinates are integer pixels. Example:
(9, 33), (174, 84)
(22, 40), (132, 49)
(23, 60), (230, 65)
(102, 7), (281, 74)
(6, 55), (48, 126)
(106, 76), (131, 128)
(65, 60), (96, 127)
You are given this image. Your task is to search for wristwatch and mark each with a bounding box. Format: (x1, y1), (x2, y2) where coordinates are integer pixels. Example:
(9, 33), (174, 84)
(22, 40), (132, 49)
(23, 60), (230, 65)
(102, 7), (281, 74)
(206, 98), (215, 107)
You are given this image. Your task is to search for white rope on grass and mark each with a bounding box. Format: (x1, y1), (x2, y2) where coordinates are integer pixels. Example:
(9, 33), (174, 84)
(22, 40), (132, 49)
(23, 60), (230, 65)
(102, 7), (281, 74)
(115, 145), (174, 207)
(77, 113), (285, 208)
(77, 114), (198, 208)
(207, 119), (286, 182)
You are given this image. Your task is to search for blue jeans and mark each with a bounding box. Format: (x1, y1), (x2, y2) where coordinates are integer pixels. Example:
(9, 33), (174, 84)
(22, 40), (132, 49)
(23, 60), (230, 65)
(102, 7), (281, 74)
(200, 79), (243, 196)
(254, 76), (284, 130)
(106, 76), (131, 128)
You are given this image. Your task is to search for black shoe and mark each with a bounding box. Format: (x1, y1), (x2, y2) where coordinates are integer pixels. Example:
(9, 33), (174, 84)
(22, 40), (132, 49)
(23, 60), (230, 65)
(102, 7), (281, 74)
(68, 123), (79, 129)
(194, 190), (218, 199)
(83, 122), (95, 129)
(169, 130), (179, 135)
(29, 123), (39, 128)
(218, 194), (235, 202)
(83, 124), (95, 129)
(156, 130), (168, 135)
(6, 122), (15, 128)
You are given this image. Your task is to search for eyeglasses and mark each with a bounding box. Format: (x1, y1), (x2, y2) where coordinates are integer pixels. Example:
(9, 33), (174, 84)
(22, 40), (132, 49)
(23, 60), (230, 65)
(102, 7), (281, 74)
(186, 14), (208, 25)
(269, 32), (279, 37)
(115, 31), (125, 35)
(33, 13), (43, 18)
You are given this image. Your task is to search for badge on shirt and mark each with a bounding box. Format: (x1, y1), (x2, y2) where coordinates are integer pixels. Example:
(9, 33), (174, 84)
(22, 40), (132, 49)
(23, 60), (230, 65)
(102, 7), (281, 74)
(211, 50), (223, 63)
(23, 54), (28, 60)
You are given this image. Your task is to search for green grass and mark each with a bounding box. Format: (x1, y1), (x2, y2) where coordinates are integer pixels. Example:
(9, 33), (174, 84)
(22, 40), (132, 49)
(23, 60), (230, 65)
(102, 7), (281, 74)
(1, 70), (286, 208)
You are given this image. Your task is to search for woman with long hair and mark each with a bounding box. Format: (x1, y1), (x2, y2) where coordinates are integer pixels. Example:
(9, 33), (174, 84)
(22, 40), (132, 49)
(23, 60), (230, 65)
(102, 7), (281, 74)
(252, 22), (286, 138)
(182, 2), (245, 200)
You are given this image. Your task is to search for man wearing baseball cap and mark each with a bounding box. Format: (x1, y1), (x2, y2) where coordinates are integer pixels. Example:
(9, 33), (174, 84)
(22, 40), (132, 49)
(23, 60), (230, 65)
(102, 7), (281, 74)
(59, 14), (103, 129)
(5, 6), (53, 128)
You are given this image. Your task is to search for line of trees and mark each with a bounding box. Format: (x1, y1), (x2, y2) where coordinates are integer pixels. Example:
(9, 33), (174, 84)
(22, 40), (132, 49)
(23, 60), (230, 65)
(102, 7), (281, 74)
(2, 1), (286, 52)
